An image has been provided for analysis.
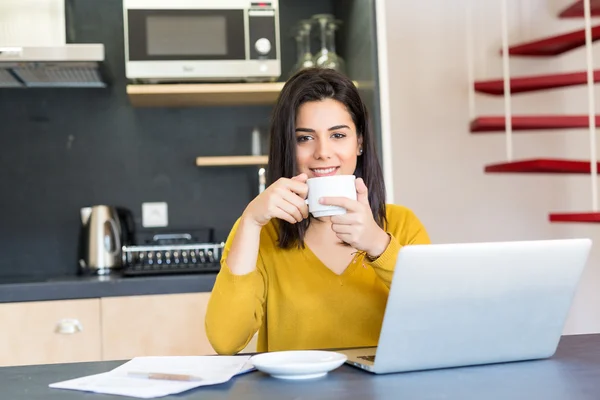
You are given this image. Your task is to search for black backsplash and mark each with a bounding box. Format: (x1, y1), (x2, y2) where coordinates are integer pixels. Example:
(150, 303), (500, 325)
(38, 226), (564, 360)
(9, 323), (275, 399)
(0, 0), (335, 278)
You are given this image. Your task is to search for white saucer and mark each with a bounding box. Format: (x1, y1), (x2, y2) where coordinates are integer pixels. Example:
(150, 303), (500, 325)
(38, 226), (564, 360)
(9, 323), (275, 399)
(250, 350), (347, 380)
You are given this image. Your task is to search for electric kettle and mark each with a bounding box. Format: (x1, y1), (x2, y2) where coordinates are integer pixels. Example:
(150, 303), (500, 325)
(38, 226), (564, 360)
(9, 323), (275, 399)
(78, 205), (135, 275)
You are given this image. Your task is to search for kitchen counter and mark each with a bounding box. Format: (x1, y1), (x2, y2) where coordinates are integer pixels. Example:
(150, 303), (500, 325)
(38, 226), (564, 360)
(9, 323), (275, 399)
(3, 334), (600, 400)
(0, 273), (217, 303)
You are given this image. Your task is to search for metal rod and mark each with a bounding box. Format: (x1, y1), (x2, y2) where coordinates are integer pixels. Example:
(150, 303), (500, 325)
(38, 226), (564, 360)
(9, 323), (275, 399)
(500, 0), (513, 161)
(466, 0), (476, 120)
(583, 0), (598, 211)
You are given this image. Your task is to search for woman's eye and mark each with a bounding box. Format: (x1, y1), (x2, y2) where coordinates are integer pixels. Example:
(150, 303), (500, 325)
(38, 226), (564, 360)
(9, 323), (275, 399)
(296, 135), (312, 142)
(332, 133), (346, 139)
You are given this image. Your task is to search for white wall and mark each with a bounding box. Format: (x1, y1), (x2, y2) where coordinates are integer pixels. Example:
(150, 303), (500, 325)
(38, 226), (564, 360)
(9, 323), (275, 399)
(0, 0), (65, 46)
(383, 0), (600, 334)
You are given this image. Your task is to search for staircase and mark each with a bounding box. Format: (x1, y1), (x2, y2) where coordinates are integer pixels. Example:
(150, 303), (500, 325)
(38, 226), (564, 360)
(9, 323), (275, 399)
(559, 0), (600, 17)
(470, 0), (600, 223)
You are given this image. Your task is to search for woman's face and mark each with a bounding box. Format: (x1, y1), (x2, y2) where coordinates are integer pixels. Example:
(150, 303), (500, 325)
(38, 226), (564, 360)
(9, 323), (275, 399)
(294, 98), (362, 178)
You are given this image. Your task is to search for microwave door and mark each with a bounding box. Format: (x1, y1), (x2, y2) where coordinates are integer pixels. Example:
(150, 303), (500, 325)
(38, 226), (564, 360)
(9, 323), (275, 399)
(124, 5), (281, 82)
(126, 9), (246, 62)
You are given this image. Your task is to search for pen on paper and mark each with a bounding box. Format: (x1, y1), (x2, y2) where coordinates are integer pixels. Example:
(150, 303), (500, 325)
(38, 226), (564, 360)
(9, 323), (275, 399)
(127, 371), (203, 381)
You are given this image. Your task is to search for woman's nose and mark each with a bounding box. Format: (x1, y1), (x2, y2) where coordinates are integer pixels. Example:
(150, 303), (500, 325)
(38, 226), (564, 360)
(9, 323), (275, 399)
(314, 140), (332, 159)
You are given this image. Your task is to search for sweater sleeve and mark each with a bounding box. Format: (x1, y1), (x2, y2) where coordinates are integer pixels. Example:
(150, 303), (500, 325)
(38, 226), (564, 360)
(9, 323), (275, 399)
(205, 218), (268, 355)
(367, 206), (431, 287)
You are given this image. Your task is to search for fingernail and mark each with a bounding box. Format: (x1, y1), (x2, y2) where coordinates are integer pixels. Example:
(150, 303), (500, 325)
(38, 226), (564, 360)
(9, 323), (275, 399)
(319, 198), (324, 204)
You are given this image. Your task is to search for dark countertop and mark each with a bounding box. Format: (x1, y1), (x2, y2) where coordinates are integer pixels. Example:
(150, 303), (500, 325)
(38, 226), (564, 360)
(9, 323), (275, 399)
(2, 334), (600, 400)
(0, 273), (217, 303)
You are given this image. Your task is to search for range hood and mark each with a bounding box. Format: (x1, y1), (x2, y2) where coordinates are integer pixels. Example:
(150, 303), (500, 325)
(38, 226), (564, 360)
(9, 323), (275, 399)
(0, 0), (106, 88)
(0, 44), (106, 88)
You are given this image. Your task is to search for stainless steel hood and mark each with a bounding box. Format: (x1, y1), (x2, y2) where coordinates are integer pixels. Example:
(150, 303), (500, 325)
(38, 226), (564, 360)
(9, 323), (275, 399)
(0, 44), (106, 88)
(0, 0), (107, 88)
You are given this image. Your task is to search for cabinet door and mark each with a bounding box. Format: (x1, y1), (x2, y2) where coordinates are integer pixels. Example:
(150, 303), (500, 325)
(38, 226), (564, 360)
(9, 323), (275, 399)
(0, 299), (102, 367)
(101, 292), (216, 360)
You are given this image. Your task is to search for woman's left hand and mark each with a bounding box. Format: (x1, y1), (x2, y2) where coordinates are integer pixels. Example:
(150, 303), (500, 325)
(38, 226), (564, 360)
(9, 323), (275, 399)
(319, 178), (390, 259)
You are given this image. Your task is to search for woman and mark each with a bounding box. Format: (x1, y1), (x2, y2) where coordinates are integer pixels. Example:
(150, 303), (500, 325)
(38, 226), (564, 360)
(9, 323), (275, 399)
(205, 68), (430, 355)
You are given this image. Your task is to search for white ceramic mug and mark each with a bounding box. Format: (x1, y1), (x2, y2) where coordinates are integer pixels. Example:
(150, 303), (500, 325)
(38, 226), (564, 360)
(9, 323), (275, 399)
(305, 175), (357, 217)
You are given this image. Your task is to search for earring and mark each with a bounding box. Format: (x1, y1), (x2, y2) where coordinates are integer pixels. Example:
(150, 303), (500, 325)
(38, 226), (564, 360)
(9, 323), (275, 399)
(359, 147), (363, 155)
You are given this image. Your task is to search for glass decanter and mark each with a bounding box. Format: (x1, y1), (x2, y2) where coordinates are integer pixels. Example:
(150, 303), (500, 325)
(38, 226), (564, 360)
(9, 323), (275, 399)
(290, 19), (314, 76)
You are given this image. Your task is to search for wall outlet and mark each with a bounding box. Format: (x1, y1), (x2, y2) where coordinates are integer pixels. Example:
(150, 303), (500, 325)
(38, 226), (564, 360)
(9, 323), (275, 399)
(142, 202), (168, 228)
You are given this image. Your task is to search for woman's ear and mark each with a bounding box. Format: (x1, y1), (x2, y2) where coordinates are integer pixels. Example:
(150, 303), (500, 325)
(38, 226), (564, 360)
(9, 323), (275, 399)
(357, 135), (364, 156)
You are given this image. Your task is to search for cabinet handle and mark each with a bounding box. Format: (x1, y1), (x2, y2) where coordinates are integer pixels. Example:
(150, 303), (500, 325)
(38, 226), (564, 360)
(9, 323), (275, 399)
(55, 318), (83, 334)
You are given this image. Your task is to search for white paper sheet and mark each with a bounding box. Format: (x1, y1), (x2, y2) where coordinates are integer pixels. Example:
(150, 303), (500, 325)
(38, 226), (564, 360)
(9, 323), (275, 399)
(49, 355), (254, 399)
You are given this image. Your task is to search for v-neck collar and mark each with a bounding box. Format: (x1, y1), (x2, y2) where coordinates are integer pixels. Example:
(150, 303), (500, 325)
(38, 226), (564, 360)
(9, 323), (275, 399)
(301, 243), (363, 278)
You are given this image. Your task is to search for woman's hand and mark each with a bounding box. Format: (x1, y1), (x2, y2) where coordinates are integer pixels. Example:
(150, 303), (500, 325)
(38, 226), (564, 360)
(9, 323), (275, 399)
(320, 178), (390, 258)
(242, 173), (309, 227)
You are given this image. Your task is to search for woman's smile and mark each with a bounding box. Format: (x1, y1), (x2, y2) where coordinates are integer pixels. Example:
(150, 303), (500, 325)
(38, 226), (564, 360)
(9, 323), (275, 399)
(309, 166), (340, 177)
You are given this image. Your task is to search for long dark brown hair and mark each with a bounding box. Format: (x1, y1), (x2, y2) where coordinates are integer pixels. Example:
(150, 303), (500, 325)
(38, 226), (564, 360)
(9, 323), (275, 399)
(267, 68), (387, 248)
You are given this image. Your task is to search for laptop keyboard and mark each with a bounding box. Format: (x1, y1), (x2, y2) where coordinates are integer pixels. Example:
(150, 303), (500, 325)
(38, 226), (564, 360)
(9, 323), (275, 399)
(358, 355), (376, 362)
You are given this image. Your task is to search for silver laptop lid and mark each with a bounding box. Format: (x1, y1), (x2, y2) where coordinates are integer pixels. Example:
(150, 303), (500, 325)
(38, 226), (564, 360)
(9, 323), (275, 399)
(373, 239), (592, 374)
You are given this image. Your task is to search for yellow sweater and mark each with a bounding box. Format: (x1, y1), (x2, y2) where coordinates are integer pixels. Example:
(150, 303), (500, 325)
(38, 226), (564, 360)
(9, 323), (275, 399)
(205, 204), (430, 354)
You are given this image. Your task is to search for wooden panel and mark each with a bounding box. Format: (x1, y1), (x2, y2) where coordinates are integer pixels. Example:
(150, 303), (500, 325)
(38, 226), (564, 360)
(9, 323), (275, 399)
(195, 156), (269, 167)
(0, 299), (101, 367)
(126, 82), (285, 107)
(127, 81), (359, 108)
(101, 293), (216, 360)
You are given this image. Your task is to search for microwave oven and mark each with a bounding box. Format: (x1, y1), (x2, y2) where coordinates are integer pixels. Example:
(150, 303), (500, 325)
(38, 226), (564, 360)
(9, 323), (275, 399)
(123, 0), (281, 83)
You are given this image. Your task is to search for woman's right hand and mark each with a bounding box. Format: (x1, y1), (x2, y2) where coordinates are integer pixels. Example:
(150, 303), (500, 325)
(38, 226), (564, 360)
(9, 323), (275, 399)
(242, 173), (309, 226)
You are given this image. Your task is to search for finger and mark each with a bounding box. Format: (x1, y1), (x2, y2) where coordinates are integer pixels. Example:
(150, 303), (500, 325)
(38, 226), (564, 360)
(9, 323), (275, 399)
(277, 198), (304, 223)
(291, 173), (308, 183)
(330, 213), (358, 225)
(291, 198), (309, 219)
(287, 198), (308, 221)
(355, 178), (369, 206)
(319, 196), (359, 211)
(331, 223), (353, 234)
(334, 232), (353, 245)
(284, 179), (308, 198)
(276, 190), (306, 222)
(279, 188), (308, 219)
(272, 206), (298, 225)
(300, 202), (309, 219)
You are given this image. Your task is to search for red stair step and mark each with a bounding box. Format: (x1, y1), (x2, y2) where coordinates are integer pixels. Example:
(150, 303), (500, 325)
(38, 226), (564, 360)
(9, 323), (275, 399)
(474, 70), (600, 95)
(471, 115), (600, 132)
(559, 0), (600, 17)
(549, 212), (600, 223)
(485, 159), (600, 174)
(506, 25), (600, 56)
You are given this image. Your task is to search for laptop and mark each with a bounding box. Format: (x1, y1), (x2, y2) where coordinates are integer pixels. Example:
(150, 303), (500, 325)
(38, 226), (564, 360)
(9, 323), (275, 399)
(340, 238), (592, 374)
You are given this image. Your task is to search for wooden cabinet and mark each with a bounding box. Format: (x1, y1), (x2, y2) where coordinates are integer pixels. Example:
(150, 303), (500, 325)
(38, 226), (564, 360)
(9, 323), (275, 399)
(0, 299), (101, 367)
(101, 293), (216, 360)
(0, 291), (256, 367)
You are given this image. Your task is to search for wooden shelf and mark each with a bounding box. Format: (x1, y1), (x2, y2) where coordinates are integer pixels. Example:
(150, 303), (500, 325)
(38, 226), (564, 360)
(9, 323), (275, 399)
(474, 70), (600, 95)
(195, 155), (268, 167)
(127, 82), (285, 107)
(471, 115), (600, 132)
(549, 212), (600, 223)
(484, 158), (600, 174)
(559, 0), (600, 17)
(505, 25), (600, 56)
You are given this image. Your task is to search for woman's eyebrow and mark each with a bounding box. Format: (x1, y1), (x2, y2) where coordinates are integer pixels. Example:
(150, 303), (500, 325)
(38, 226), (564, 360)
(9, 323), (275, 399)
(295, 125), (350, 133)
(328, 125), (350, 131)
